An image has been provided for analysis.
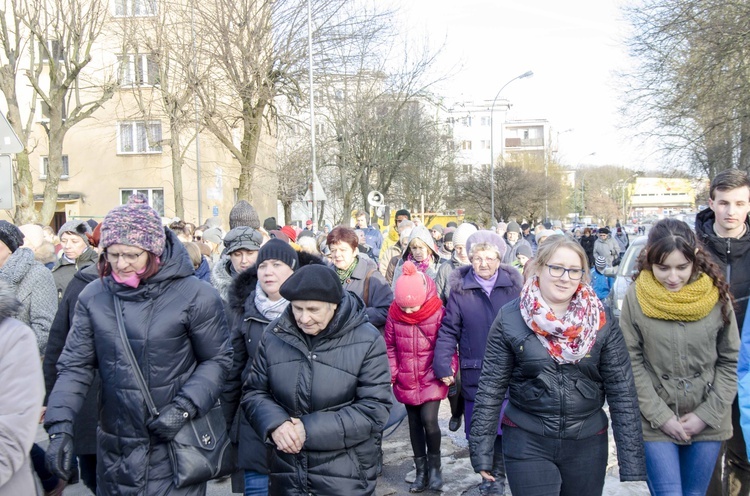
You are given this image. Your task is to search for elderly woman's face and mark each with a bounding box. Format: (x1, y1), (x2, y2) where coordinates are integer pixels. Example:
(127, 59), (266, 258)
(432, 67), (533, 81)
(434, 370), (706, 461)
(105, 243), (149, 278)
(329, 241), (356, 270)
(291, 300), (337, 335)
(538, 246), (583, 310)
(409, 239), (430, 262)
(471, 249), (501, 280)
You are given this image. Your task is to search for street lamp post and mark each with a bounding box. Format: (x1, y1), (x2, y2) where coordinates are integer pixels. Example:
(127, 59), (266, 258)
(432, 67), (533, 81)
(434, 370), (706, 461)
(489, 70), (533, 223)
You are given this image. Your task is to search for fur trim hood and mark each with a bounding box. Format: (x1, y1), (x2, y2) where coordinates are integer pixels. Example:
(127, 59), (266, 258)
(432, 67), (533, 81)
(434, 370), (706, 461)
(227, 249), (328, 315)
(447, 263), (523, 297)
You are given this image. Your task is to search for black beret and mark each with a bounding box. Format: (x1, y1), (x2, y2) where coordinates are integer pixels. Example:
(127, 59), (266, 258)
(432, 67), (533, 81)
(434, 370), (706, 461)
(279, 264), (343, 304)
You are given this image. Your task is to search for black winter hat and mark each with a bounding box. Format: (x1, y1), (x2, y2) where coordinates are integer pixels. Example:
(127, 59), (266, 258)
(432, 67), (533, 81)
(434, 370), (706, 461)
(0, 221), (24, 253)
(256, 238), (299, 271)
(280, 264), (342, 304)
(229, 200), (261, 230)
(263, 217), (279, 232)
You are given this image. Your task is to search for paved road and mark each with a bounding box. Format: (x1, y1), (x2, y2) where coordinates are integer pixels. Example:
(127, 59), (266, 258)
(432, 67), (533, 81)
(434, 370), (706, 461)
(45, 401), (649, 495)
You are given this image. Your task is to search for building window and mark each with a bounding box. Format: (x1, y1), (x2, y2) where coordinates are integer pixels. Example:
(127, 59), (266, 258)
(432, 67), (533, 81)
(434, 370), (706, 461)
(40, 156), (69, 180)
(461, 116), (472, 127)
(462, 163), (470, 174)
(41, 101), (67, 121)
(120, 188), (164, 215)
(461, 140), (472, 150)
(118, 53), (159, 86)
(480, 140), (491, 150)
(315, 123), (325, 135)
(480, 116), (491, 126)
(117, 121), (162, 154)
(40, 40), (64, 63)
(114, 0), (157, 17)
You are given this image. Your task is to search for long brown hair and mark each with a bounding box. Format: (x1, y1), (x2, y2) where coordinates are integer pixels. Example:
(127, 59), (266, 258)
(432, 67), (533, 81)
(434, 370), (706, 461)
(634, 218), (733, 325)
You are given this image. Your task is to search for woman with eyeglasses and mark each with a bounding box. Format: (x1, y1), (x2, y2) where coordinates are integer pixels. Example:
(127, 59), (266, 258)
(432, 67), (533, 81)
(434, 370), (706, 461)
(468, 234), (646, 495)
(44, 194), (232, 495)
(620, 219), (738, 495)
(433, 230), (523, 495)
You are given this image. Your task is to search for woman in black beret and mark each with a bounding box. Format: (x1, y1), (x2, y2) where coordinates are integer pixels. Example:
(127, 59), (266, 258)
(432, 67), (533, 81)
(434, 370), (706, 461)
(242, 264), (392, 495)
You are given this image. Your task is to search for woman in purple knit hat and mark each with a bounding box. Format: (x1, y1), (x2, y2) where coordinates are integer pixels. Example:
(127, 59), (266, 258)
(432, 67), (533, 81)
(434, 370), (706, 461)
(44, 194), (232, 495)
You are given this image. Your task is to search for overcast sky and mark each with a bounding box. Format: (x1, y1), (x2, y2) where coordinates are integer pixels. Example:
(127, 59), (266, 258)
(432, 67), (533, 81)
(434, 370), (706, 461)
(399, 0), (659, 171)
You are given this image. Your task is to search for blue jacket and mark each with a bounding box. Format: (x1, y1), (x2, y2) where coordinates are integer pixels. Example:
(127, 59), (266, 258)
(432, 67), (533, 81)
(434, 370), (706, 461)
(591, 268), (612, 300)
(737, 303), (750, 459)
(433, 264), (523, 401)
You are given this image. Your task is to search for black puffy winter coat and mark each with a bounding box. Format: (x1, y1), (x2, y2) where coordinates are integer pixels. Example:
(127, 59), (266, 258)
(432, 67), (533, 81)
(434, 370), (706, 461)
(222, 252), (327, 479)
(45, 231), (233, 495)
(43, 263), (100, 455)
(696, 208), (750, 328)
(468, 298), (646, 481)
(242, 291), (392, 496)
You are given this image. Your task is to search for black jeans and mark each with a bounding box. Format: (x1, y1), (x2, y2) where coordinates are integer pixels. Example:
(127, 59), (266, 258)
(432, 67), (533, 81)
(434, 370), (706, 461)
(503, 425), (608, 496)
(707, 399), (750, 496)
(405, 401), (441, 457)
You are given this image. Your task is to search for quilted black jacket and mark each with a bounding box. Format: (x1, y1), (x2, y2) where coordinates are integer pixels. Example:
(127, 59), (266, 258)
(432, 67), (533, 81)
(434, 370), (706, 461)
(242, 291), (392, 495)
(468, 298), (646, 482)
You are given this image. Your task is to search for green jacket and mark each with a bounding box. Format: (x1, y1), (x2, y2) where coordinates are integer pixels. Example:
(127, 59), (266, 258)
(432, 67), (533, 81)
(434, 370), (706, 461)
(620, 283), (739, 443)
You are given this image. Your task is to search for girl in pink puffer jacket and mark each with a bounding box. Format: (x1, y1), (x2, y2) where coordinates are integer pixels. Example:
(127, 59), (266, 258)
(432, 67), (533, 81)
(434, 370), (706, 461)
(386, 261), (456, 493)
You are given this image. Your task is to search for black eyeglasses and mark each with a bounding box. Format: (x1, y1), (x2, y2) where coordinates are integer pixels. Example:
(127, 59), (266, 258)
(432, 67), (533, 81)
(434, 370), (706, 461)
(105, 250), (145, 264)
(545, 264), (584, 280)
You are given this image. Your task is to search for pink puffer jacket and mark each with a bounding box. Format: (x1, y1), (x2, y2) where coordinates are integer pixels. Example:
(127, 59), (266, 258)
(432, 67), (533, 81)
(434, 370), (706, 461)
(385, 285), (457, 406)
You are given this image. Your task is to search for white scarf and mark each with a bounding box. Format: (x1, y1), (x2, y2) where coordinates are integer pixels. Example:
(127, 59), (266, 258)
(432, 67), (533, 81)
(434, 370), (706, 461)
(254, 282), (289, 320)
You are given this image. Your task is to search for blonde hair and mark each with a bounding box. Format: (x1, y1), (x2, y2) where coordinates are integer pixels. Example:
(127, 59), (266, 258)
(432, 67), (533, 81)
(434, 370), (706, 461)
(183, 242), (203, 269)
(526, 234), (590, 284)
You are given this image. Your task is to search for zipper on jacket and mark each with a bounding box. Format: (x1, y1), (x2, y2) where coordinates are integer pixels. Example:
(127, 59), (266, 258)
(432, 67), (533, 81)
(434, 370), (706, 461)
(726, 238), (732, 283)
(558, 363), (565, 438)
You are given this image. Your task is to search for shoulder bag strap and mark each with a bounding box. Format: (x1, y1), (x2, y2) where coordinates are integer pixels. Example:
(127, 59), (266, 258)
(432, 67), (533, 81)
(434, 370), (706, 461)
(113, 295), (159, 418)
(362, 268), (376, 307)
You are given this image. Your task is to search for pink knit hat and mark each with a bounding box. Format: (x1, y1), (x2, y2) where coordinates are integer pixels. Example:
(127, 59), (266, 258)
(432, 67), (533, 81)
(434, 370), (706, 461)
(394, 261), (428, 308)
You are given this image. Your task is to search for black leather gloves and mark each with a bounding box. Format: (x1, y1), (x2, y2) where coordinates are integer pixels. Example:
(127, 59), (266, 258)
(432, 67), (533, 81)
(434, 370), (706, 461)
(148, 397), (197, 442)
(46, 432), (74, 480)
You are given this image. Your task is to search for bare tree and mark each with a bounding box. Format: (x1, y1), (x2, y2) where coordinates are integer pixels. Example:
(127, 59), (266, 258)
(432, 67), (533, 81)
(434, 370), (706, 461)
(622, 0), (750, 178)
(17, 0), (116, 224)
(110, 5), (200, 219)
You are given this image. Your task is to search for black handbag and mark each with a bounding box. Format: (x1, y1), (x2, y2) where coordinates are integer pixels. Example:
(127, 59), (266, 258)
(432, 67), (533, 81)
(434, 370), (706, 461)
(113, 296), (235, 488)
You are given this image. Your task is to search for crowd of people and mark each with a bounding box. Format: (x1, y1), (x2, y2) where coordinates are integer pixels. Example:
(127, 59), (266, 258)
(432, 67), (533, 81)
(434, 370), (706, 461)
(2, 169), (750, 495)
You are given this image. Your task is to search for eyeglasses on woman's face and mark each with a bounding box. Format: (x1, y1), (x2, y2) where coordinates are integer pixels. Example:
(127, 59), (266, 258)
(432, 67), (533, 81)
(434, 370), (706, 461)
(545, 264), (583, 280)
(105, 250), (145, 265)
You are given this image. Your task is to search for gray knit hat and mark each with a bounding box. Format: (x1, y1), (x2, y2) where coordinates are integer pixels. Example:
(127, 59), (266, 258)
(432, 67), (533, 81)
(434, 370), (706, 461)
(100, 194), (166, 256)
(58, 220), (92, 245)
(506, 221), (522, 234)
(452, 223), (478, 248)
(229, 200), (261, 230)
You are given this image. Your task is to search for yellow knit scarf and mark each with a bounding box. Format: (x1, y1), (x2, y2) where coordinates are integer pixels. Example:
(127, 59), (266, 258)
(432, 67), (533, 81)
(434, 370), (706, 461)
(635, 270), (718, 322)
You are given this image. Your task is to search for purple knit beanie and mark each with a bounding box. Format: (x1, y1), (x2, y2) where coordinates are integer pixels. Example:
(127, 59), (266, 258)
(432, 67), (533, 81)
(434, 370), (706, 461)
(100, 194), (166, 256)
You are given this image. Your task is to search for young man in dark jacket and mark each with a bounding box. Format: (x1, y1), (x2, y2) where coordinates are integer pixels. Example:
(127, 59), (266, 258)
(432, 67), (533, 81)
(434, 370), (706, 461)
(696, 169), (750, 496)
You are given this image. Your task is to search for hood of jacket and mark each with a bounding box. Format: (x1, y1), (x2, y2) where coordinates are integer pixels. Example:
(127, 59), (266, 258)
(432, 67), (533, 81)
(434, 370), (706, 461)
(227, 250), (328, 316)
(447, 263), (524, 297)
(277, 289), (370, 342)
(0, 247), (38, 286)
(73, 261), (100, 286)
(402, 225), (440, 262)
(51, 246), (98, 272)
(103, 228), (195, 301)
(696, 207), (750, 258)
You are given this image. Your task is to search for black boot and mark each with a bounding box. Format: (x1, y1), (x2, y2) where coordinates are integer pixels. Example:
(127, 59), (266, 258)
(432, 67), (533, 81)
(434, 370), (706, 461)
(427, 454), (443, 491)
(409, 456), (428, 493)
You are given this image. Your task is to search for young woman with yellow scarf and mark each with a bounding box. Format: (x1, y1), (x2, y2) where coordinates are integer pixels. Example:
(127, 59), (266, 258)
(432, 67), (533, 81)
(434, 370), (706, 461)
(620, 218), (739, 496)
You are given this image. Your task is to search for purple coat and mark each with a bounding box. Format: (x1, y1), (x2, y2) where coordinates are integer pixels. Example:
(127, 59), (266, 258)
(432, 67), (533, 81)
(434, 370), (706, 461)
(433, 264), (523, 402)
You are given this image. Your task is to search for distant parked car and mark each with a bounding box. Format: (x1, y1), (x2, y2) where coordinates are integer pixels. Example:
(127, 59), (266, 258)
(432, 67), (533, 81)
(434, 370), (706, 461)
(606, 235), (647, 319)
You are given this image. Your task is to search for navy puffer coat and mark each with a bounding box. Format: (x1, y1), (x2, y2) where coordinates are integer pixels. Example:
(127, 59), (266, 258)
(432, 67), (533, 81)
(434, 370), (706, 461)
(243, 291), (392, 496)
(45, 230), (233, 495)
(433, 264), (523, 401)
